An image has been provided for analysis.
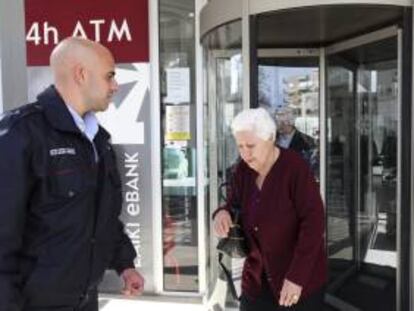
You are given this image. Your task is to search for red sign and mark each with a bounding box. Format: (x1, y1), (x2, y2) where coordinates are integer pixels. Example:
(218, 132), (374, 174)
(25, 0), (149, 66)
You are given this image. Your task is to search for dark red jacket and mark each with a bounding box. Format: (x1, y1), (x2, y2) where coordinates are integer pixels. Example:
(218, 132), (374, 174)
(214, 148), (327, 301)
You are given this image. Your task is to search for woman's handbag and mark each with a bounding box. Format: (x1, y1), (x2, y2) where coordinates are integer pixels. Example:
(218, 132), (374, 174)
(216, 207), (248, 258)
(216, 206), (248, 300)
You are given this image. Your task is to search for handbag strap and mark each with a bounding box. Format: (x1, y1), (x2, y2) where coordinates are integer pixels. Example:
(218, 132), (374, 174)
(218, 252), (240, 301)
(217, 163), (243, 301)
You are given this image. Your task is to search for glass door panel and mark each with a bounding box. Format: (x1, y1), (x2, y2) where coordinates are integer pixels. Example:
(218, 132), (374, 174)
(326, 34), (398, 311)
(357, 60), (398, 268)
(213, 54), (244, 305)
(159, 0), (198, 292)
(202, 19), (243, 308)
(216, 55), (243, 197)
(326, 56), (357, 270)
(258, 56), (320, 181)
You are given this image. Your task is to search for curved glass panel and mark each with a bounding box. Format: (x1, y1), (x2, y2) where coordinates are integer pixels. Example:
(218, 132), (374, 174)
(326, 35), (398, 311)
(202, 19), (243, 306)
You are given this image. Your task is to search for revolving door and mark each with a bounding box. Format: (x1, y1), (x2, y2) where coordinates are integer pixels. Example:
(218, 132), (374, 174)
(202, 3), (412, 310)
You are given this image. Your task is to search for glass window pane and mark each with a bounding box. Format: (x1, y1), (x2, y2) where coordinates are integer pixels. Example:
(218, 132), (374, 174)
(202, 19), (243, 303)
(326, 36), (398, 310)
(159, 0), (198, 292)
(258, 60), (320, 180)
(326, 60), (356, 265)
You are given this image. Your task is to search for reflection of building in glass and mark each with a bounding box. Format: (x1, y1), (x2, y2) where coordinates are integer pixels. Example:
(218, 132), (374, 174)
(258, 66), (281, 108)
(283, 69), (319, 116)
(258, 66), (320, 142)
(163, 147), (189, 179)
(280, 70), (319, 139)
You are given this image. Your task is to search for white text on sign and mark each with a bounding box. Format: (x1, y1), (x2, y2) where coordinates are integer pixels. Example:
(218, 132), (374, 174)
(26, 19), (132, 45)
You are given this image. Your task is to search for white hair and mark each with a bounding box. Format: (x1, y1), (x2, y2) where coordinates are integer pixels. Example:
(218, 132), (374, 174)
(275, 106), (295, 125)
(231, 107), (276, 141)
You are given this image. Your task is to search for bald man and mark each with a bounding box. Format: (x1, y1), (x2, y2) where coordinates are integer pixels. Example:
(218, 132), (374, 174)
(0, 37), (144, 311)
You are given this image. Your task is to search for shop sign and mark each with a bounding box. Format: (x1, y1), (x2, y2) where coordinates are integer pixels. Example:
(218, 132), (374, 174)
(25, 0), (149, 65)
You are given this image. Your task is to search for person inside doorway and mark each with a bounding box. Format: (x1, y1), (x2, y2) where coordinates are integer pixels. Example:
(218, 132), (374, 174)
(275, 106), (319, 178)
(213, 108), (327, 311)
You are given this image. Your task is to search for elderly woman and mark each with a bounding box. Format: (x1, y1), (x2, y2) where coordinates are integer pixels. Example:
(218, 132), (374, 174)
(213, 108), (326, 311)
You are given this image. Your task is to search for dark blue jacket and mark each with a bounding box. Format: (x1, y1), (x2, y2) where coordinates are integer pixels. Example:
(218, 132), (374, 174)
(277, 129), (319, 178)
(0, 86), (136, 310)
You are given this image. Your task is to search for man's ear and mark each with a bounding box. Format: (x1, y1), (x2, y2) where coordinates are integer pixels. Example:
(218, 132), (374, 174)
(73, 63), (86, 85)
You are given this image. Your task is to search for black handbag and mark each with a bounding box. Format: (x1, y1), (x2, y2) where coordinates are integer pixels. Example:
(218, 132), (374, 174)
(216, 208), (248, 258)
(216, 206), (248, 300)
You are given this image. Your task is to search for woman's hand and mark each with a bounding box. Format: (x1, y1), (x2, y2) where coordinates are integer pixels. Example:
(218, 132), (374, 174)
(213, 210), (232, 237)
(279, 278), (303, 307)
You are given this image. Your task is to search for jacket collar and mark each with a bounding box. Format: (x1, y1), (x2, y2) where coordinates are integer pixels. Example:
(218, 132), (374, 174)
(36, 85), (111, 142)
(37, 85), (81, 134)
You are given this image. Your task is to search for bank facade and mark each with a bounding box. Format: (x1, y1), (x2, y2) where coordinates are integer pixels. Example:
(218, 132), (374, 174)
(0, 1), (414, 310)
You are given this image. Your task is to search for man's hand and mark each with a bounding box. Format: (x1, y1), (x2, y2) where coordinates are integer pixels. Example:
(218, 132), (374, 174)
(121, 268), (145, 296)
